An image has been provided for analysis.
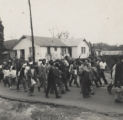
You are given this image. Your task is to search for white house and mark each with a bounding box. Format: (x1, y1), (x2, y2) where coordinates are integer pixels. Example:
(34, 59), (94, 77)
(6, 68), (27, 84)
(12, 35), (70, 61)
(62, 38), (91, 59)
(4, 35), (91, 61)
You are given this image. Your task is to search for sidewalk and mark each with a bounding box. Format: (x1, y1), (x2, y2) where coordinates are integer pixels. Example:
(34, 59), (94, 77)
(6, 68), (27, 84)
(0, 83), (123, 116)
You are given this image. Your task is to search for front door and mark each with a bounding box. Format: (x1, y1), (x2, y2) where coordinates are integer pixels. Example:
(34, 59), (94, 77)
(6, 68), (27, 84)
(20, 49), (25, 59)
(68, 47), (72, 57)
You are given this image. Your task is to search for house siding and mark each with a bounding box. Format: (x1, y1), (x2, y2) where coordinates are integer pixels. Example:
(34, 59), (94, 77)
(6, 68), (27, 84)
(72, 47), (78, 58)
(35, 46), (47, 61)
(13, 38), (31, 60)
(71, 40), (90, 58)
(13, 38), (69, 61)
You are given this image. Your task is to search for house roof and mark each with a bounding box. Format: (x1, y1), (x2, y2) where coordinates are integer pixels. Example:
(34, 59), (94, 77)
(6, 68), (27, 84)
(62, 38), (90, 47)
(4, 36), (90, 50)
(61, 38), (81, 47)
(21, 35), (67, 47)
(4, 39), (18, 50)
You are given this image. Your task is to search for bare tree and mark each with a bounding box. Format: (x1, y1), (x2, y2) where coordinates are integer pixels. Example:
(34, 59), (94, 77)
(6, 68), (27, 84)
(57, 31), (69, 39)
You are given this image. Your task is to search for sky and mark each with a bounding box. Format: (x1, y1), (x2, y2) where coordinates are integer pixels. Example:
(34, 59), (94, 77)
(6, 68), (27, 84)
(0, 0), (123, 45)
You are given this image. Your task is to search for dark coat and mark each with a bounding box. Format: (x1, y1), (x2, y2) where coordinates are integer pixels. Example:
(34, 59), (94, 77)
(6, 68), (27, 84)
(115, 62), (123, 86)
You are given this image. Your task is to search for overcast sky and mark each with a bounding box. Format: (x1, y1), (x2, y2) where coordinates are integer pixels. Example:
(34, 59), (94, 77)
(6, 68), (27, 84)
(0, 0), (123, 45)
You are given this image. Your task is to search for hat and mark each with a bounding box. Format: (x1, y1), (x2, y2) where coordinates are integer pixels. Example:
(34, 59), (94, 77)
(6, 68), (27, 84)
(54, 62), (59, 68)
(49, 60), (54, 65)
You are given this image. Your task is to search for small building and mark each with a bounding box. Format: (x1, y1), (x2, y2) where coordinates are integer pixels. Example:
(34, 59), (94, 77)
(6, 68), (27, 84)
(102, 50), (123, 56)
(11, 35), (71, 61)
(95, 49), (103, 56)
(3, 39), (18, 60)
(62, 38), (91, 59)
(4, 35), (91, 61)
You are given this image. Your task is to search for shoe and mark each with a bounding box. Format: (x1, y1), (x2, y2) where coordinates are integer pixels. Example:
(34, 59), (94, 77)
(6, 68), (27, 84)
(56, 95), (61, 99)
(77, 85), (80, 88)
(38, 87), (40, 92)
(91, 92), (95, 95)
(61, 90), (65, 94)
(115, 99), (122, 103)
(69, 84), (72, 87)
(28, 94), (33, 96)
(17, 88), (20, 91)
(83, 95), (90, 98)
(24, 89), (27, 92)
(107, 84), (113, 94)
(66, 89), (70, 92)
(105, 82), (108, 85)
(45, 95), (49, 98)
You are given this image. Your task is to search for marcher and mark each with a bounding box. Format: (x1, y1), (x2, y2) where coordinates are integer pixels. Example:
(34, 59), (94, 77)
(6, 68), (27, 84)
(54, 62), (65, 94)
(0, 65), (3, 82)
(80, 62), (92, 98)
(69, 61), (79, 87)
(17, 63), (27, 92)
(38, 59), (47, 92)
(61, 59), (70, 91)
(26, 63), (35, 96)
(107, 63), (116, 94)
(115, 58), (123, 87)
(46, 60), (61, 98)
(99, 59), (108, 85)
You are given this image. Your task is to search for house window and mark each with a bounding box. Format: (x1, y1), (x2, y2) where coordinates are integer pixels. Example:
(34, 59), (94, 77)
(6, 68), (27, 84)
(68, 47), (72, 57)
(81, 47), (86, 54)
(54, 47), (57, 51)
(20, 49), (25, 59)
(14, 50), (17, 58)
(61, 48), (66, 56)
(47, 47), (51, 55)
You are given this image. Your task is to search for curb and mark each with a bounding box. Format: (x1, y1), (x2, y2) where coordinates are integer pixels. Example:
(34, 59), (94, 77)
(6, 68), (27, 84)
(0, 94), (123, 117)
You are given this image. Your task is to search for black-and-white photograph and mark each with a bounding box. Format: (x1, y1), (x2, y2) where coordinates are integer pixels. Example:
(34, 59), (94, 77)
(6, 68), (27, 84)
(0, 0), (123, 120)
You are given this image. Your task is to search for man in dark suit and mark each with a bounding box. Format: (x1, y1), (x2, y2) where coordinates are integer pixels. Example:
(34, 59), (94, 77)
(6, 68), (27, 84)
(115, 58), (123, 87)
(45, 60), (61, 98)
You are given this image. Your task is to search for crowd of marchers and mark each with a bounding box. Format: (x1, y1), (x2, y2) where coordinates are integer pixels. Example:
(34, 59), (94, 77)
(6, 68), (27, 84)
(0, 56), (110, 99)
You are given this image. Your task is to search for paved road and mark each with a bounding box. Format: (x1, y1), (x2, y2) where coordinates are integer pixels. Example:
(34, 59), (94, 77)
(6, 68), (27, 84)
(0, 73), (123, 115)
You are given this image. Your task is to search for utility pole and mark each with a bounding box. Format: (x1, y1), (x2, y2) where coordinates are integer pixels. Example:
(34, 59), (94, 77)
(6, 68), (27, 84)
(28, 0), (35, 64)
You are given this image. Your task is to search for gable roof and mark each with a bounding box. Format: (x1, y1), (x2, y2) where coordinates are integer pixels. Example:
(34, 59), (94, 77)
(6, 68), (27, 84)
(62, 38), (90, 47)
(20, 35), (67, 47)
(4, 39), (18, 50)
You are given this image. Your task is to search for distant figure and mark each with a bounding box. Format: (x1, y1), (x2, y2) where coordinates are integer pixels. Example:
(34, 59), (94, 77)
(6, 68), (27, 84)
(115, 58), (123, 87)
(99, 59), (108, 85)
(0, 65), (3, 82)
(107, 63), (116, 94)
(46, 60), (61, 98)
(114, 58), (123, 102)
(80, 62), (92, 98)
(38, 59), (47, 92)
